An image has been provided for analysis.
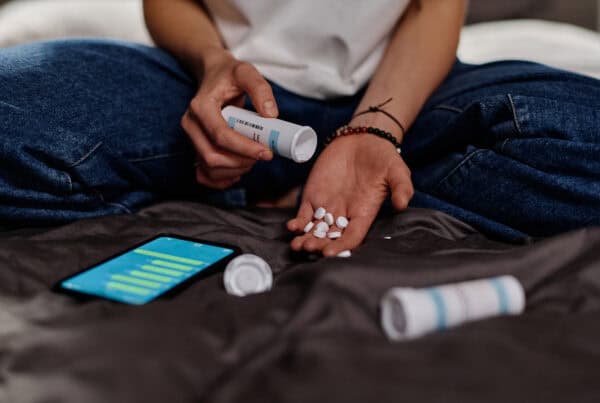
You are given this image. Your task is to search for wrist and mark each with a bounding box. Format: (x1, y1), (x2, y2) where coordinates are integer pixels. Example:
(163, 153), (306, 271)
(188, 45), (230, 79)
(325, 124), (402, 155)
(350, 98), (411, 143)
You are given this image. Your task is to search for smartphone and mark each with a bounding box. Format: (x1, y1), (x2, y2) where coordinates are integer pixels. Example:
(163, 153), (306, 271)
(54, 234), (240, 305)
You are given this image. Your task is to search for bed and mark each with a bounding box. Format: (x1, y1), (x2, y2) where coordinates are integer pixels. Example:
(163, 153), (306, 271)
(1, 1), (600, 402)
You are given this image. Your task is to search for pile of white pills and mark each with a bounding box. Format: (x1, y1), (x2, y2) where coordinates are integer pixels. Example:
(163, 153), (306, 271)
(303, 207), (352, 258)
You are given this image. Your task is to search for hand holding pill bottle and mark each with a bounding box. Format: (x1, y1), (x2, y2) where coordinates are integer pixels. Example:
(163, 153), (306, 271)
(222, 106), (318, 163)
(182, 52), (278, 190)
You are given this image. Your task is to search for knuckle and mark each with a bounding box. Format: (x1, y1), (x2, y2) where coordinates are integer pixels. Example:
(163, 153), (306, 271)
(189, 98), (204, 115)
(180, 114), (189, 131)
(291, 238), (303, 251)
(234, 61), (255, 76)
(203, 152), (221, 168)
(304, 240), (317, 251)
(213, 128), (230, 147)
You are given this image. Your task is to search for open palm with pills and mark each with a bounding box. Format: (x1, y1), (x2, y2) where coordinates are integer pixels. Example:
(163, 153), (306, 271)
(287, 133), (414, 257)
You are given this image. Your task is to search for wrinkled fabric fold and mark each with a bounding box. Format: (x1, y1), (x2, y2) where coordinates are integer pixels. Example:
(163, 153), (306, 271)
(1, 202), (600, 402)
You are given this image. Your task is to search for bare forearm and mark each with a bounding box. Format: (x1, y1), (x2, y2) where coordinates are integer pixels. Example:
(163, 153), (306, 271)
(143, 0), (225, 78)
(354, 0), (467, 141)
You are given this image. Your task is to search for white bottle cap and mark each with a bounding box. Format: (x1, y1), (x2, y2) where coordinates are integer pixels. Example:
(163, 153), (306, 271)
(223, 254), (273, 297)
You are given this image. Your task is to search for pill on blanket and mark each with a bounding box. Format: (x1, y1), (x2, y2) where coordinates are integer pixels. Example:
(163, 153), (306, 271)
(315, 221), (329, 233)
(303, 221), (315, 233)
(336, 216), (349, 229)
(324, 213), (334, 226)
(384, 236), (392, 240)
(224, 254), (273, 297)
(380, 275), (525, 342)
(327, 231), (342, 239)
(314, 207), (326, 219)
(313, 230), (327, 239)
(336, 250), (352, 258)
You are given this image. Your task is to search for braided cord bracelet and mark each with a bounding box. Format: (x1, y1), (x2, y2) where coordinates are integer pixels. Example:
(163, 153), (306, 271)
(325, 98), (405, 155)
(351, 98), (406, 137)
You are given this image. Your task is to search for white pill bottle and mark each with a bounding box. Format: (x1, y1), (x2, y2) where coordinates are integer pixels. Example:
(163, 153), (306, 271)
(380, 275), (525, 341)
(222, 106), (318, 163)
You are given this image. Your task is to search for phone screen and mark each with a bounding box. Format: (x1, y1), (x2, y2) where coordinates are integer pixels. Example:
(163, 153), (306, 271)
(58, 236), (236, 305)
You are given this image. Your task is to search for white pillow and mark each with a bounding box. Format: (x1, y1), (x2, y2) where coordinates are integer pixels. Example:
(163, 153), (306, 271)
(459, 19), (600, 79)
(0, 0), (152, 47)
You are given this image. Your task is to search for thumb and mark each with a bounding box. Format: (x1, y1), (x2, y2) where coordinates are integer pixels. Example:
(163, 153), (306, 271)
(388, 164), (413, 211)
(233, 62), (279, 118)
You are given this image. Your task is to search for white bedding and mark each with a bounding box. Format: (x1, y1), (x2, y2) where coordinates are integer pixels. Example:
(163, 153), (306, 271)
(0, 0), (152, 47)
(459, 19), (600, 79)
(0, 0), (599, 79)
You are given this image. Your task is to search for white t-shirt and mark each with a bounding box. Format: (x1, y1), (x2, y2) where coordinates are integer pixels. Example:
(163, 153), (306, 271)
(202, 0), (410, 99)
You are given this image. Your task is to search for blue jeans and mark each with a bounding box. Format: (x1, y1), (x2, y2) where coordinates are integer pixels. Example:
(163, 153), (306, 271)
(1, 39), (600, 242)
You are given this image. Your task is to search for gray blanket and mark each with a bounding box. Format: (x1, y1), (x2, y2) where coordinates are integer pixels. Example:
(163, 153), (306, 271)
(1, 202), (599, 402)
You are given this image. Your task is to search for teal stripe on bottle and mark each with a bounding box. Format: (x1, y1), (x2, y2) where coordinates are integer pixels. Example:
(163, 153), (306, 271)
(269, 130), (280, 155)
(490, 277), (509, 314)
(426, 287), (447, 330)
(227, 117), (236, 128)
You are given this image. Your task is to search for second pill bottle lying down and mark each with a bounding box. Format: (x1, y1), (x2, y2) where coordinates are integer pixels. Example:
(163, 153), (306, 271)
(222, 106), (318, 163)
(380, 275), (525, 341)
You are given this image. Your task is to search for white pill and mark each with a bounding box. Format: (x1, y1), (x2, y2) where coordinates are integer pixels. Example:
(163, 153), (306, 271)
(327, 231), (342, 239)
(314, 207), (326, 219)
(315, 221), (329, 233)
(324, 213), (334, 226)
(337, 250), (352, 258)
(303, 222), (315, 233)
(313, 230), (327, 239)
(336, 216), (349, 229)
(384, 236), (392, 240)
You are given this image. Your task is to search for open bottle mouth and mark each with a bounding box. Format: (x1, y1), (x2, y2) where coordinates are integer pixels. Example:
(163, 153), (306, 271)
(381, 291), (409, 341)
(292, 127), (317, 163)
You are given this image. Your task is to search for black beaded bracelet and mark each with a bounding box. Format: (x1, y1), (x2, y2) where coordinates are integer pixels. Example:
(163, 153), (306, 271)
(324, 125), (402, 155)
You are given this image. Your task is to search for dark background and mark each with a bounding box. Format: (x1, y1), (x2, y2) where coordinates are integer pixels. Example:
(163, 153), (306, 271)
(467, 0), (599, 29)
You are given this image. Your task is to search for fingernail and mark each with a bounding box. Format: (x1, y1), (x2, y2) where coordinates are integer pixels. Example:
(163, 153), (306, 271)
(258, 150), (273, 160)
(263, 101), (277, 117)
